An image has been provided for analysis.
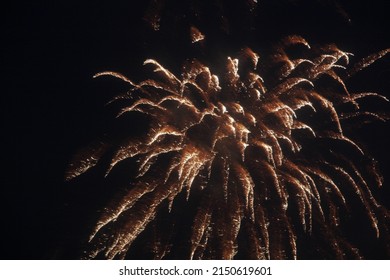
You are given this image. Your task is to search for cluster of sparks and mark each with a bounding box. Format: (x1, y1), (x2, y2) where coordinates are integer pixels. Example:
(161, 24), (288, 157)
(67, 35), (389, 259)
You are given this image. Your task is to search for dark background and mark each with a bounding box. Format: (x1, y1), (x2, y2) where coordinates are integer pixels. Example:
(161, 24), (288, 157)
(2, 0), (389, 259)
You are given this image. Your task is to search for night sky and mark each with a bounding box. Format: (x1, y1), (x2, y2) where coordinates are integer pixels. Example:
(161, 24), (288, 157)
(3, 0), (390, 259)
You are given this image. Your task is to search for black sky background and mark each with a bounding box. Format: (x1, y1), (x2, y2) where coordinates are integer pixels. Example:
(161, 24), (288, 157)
(2, 0), (390, 259)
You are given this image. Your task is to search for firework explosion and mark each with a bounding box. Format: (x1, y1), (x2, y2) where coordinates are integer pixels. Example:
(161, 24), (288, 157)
(66, 35), (389, 259)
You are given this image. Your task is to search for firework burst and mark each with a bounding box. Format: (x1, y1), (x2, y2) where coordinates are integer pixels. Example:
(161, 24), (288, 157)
(66, 36), (389, 259)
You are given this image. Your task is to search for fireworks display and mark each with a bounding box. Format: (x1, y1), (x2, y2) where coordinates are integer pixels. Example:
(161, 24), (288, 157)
(66, 33), (389, 259)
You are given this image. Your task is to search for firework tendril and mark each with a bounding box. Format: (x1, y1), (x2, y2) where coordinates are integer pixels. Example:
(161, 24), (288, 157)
(66, 36), (389, 259)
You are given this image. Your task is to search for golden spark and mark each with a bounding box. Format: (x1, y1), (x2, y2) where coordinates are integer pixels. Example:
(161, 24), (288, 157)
(67, 36), (389, 259)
